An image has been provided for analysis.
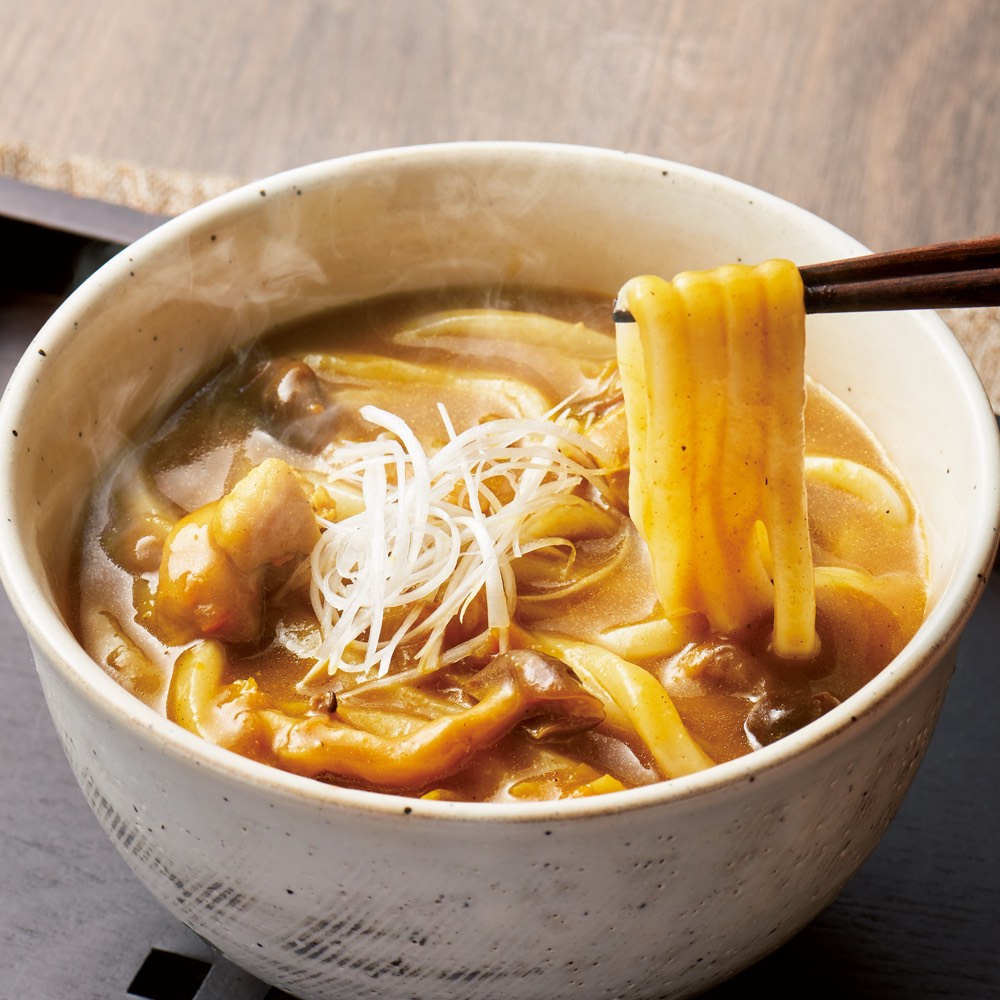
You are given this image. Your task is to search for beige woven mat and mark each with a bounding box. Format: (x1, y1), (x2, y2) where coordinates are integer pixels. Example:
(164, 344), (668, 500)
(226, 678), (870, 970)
(4, 140), (999, 410)
(939, 308), (1000, 413)
(0, 140), (243, 217)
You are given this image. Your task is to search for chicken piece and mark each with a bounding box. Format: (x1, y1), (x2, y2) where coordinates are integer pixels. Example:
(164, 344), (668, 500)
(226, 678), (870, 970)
(153, 458), (320, 645)
(213, 458), (320, 572)
(154, 506), (264, 644)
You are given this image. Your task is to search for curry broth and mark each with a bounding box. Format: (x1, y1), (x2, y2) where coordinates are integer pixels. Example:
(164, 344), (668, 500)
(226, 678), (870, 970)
(75, 285), (927, 802)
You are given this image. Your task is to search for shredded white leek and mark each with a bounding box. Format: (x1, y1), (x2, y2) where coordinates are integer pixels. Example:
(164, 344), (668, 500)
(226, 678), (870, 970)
(302, 404), (614, 685)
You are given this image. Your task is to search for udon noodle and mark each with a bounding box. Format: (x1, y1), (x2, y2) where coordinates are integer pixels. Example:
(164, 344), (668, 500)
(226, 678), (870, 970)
(75, 264), (927, 802)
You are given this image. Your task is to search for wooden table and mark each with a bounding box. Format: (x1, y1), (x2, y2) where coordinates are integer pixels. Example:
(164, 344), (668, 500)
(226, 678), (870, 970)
(1, 2), (998, 998)
(3, 0), (1000, 249)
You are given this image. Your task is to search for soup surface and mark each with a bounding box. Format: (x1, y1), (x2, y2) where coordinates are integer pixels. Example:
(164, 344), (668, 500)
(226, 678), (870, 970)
(75, 284), (927, 801)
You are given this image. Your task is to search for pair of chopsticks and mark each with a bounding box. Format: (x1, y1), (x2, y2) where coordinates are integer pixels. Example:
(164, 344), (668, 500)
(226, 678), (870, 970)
(612, 235), (1000, 320)
(800, 234), (1000, 313)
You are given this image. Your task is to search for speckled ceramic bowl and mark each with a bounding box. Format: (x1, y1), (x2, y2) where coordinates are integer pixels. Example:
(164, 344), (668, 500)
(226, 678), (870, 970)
(1, 144), (997, 1000)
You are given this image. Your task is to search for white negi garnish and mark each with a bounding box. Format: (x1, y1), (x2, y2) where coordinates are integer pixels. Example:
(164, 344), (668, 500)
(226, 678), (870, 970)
(301, 403), (613, 684)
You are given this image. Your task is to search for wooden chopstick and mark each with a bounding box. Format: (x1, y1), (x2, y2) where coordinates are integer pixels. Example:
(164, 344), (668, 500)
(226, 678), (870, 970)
(800, 235), (1000, 313)
(612, 236), (1000, 322)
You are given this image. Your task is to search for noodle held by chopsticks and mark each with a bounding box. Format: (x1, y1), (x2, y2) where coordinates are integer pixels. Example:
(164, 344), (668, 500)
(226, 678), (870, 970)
(616, 260), (818, 658)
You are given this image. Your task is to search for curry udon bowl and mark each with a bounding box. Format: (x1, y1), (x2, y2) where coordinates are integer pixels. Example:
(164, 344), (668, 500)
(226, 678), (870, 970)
(1, 143), (997, 1000)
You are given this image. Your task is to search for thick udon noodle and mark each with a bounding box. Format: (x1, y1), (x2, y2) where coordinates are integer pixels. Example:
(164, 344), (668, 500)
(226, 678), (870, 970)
(76, 266), (927, 802)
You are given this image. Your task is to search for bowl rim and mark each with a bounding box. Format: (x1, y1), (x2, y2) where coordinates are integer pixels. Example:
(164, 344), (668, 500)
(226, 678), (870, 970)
(1, 140), (998, 823)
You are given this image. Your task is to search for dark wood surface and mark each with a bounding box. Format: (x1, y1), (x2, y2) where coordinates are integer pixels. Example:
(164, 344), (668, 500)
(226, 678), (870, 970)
(1, 3), (999, 998)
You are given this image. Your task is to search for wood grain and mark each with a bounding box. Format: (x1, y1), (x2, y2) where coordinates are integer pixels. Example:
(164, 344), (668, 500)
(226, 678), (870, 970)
(1, 0), (998, 251)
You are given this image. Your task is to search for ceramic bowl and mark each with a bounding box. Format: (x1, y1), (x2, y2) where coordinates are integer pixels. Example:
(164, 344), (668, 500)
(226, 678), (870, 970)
(1, 143), (997, 1000)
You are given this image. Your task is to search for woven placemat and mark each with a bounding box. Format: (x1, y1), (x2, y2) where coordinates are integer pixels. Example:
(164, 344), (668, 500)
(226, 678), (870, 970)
(3, 140), (999, 410)
(940, 308), (1000, 413)
(0, 140), (244, 217)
